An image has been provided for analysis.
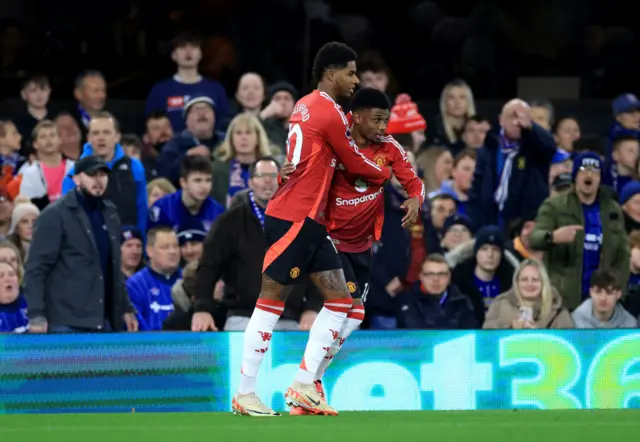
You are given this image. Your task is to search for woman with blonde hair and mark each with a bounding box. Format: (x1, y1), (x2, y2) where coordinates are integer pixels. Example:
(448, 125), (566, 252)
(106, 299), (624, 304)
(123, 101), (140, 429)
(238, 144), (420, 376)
(0, 240), (25, 287)
(483, 259), (574, 329)
(147, 178), (177, 208)
(212, 113), (281, 206)
(429, 80), (477, 154)
(417, 146), (454, 193)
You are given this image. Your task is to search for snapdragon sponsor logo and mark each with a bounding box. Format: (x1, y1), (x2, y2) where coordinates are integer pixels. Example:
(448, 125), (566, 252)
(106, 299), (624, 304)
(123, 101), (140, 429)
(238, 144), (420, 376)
(335, 187), (384, 206)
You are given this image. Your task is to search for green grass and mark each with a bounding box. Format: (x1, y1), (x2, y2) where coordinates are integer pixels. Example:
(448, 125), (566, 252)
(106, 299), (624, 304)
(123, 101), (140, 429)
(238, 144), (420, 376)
(2, 410), (640, 442)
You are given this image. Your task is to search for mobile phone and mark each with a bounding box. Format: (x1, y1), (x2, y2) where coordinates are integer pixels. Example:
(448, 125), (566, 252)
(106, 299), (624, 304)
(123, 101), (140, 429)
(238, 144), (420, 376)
(519, 306), (533, 322)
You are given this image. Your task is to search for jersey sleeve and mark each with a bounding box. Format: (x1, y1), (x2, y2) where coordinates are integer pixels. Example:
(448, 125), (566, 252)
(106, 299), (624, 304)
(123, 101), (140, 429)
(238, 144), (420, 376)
(388, 137), (425, 205)
(147, 200), (171, 231)
(323, 107), (391, 182)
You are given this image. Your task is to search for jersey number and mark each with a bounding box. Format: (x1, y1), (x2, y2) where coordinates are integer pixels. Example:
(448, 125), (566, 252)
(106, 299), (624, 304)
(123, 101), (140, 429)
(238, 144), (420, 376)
(287, 123), (303, 166)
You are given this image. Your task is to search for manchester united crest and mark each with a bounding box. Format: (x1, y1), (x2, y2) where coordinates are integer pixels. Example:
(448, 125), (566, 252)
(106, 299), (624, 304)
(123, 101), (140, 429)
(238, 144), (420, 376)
(347, 282), (357, 293)
(374, 155), (386, 167)
(289, 267), (300, 279)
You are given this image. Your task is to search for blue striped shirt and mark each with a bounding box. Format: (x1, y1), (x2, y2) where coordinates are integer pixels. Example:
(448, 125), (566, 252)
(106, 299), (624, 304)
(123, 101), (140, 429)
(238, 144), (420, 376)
(0, 295), (29, 333)
(126, 267), (182, 331)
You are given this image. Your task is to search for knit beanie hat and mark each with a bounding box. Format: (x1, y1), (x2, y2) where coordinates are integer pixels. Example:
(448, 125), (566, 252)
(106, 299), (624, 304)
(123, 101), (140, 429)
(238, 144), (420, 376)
(473, 225), (504, 255)
(9, 202), (40, 235)
(571, 152), (602, 181)
(386, 94), (427, 134)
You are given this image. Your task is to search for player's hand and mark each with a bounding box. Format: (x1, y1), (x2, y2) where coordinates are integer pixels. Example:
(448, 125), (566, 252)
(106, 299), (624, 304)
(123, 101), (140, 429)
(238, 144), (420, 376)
(280, 161), (296, 182)
(552, 225), (583, 244)
(187, 145), (210, 157)
(123, 313), (138, 332)
(400, 197), (420, 228)
(299, 310), (318, 331)
(191, 312), (218, 332)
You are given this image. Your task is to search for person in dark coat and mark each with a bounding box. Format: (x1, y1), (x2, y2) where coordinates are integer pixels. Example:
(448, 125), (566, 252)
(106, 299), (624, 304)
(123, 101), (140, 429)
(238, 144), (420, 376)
(468, 99), (556, 229)
(24, 156), (137, 333)
(398, 254), (477, 329)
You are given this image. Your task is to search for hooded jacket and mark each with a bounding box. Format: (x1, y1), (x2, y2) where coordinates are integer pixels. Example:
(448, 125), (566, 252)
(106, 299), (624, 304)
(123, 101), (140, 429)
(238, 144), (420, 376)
(571, 298), (637, 328)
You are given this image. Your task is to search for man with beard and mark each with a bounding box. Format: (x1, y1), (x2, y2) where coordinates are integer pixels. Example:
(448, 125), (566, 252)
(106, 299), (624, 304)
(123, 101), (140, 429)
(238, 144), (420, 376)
(530, 152), (629, 310)
(192, 156), (322, 334)
(24, 156), (138, 333)
(141, 111), (174, 180)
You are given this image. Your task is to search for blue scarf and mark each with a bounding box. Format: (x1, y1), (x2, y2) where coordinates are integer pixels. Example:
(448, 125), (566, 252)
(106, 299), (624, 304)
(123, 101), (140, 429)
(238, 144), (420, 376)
(0, 153), (20, 174)
(77, 104), (92, 128)
(494, 129), (520, 212)
(248, 190), (265, 228)
(227, 159), (251, 205)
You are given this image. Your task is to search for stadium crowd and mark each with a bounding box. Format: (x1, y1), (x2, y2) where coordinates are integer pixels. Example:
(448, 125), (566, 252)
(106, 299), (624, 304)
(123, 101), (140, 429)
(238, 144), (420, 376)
(1, 33), (640, 334)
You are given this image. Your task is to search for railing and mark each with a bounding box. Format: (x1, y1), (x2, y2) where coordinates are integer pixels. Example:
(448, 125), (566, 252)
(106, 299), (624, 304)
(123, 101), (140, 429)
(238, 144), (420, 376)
(1, 329), (638, 413)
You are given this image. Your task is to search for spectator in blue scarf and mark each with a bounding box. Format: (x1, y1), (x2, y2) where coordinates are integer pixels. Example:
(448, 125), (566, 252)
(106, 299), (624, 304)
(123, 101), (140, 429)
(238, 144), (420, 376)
(0, 260), (28, 333)
(608, 135), (639, 196)
(604, 94), (640, 190)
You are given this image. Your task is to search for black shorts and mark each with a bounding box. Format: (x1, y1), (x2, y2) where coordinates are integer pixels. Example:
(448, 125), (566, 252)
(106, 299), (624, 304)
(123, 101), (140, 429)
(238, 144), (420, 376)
(263, 215), (342, 285)
(338, 250), (372, 301)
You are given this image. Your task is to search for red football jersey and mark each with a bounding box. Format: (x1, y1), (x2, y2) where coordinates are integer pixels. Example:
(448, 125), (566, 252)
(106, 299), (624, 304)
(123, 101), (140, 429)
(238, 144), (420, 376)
(326, 136), (425, 253)
(267, 91), (391, 223)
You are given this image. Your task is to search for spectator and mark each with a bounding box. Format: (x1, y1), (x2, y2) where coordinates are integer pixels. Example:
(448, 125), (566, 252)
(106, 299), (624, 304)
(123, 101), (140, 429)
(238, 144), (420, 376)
(398, 254), (477, 329)
(212, 113), (279, 206)
(54, 112), (82, 160)
(71, 70), (107, 140)
(120, 225), (144, 280)
(483, 259), (573, 329)
(126, 226), (182, 331)
(121, 134), (143, 160)
(149, 155), (224, 233)
(386, 94), (427, 153)
(552, 116), (581, 153)
(423, 193), (457, 255)
(468, 99), (556, 229)
(551, 173), (572, 197)
(146, 32), (230, 131)
(0, 188), (14, 238)
(261, 82), (298, 149)
(19, 120), (74, 209)
(507, 216), (543, 262)
(436, 149), (476, 215)
(0, 120), (24, 188)
(177, 220), (205, 265)
(530, 152), (629, 310)
(357, 50), (394, 97)
(604, 135), (639, 196)
(450, 226), (518, 325)
(418, 147), (453, 194)
(573, 268), (636, 328)
(234, 72), (265, 117)
(0, 260), (28, 333)
(147, 177), (176, 208)
(62, 112), (148, 233)
(163, 260), (223, 331)
(24, 156), (138, 333)
(549, 148), (573, 187)
(605, 94), (640, 189)
(530, 99), (554, 131)
(14, 73), (54, 155)
(0, 240), (24, 286)
(192, 157), (321, 332)
(141, 111), (174, 181)
(625, 231), (640, 317)
(7, 201), (39, 262)
(428, 80), (476, 155)
(619, 181), (640, 233)
(461, 116), (491, 150)
(440, 214), (473, 253)
(156, 95), (225, 185)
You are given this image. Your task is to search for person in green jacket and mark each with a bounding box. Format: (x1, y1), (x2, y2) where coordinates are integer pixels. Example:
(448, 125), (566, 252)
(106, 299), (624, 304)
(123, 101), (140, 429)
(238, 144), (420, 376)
(530, 152), (629, 310)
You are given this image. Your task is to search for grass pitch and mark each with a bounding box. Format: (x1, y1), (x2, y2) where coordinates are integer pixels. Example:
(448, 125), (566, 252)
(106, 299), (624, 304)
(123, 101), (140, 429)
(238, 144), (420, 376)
(1, 410), (639, 442)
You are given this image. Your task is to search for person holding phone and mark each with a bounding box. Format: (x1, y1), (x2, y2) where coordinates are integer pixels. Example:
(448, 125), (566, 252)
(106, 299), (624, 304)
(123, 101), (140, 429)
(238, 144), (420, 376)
(483, 259), (574, 329)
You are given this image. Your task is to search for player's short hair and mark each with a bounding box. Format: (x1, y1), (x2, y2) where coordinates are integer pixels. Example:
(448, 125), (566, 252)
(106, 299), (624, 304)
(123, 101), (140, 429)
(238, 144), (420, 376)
(31, 119), (58, 140)
(89, 111), (120, 132)
(180, 154), (212, 179)
(250, 156), (280, 176)
(590, 268), (621, 292)
(147, 226), (176, 247)
(312, 42), (357, 83)
(351, 88), (390, 113)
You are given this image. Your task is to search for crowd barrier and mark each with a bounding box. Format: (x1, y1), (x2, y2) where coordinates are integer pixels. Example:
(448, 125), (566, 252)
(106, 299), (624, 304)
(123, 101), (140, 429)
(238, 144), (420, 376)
(1, 330), (639, 414)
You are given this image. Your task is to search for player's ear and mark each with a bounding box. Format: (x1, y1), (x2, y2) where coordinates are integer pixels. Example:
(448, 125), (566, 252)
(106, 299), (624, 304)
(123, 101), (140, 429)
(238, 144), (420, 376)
(352, 111), (362, 124)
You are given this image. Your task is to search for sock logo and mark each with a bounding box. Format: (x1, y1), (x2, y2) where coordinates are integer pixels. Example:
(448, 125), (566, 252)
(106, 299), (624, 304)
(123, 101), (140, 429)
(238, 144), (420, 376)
(258, 331), (273, 342)
(330, 329), (339, 340)
(255, 347), (268, 353)
(338, 337), (346, 347)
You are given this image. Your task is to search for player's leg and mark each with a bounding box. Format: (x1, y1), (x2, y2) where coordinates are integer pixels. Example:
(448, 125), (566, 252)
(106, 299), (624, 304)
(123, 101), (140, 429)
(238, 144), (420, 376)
(315, 251), (367, 383)
(285, 232), (350, 416)
(233, 216), (301, 417)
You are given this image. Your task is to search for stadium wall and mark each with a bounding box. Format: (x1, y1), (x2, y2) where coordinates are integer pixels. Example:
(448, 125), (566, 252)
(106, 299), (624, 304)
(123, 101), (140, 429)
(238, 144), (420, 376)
(1, 330), (639, 413)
